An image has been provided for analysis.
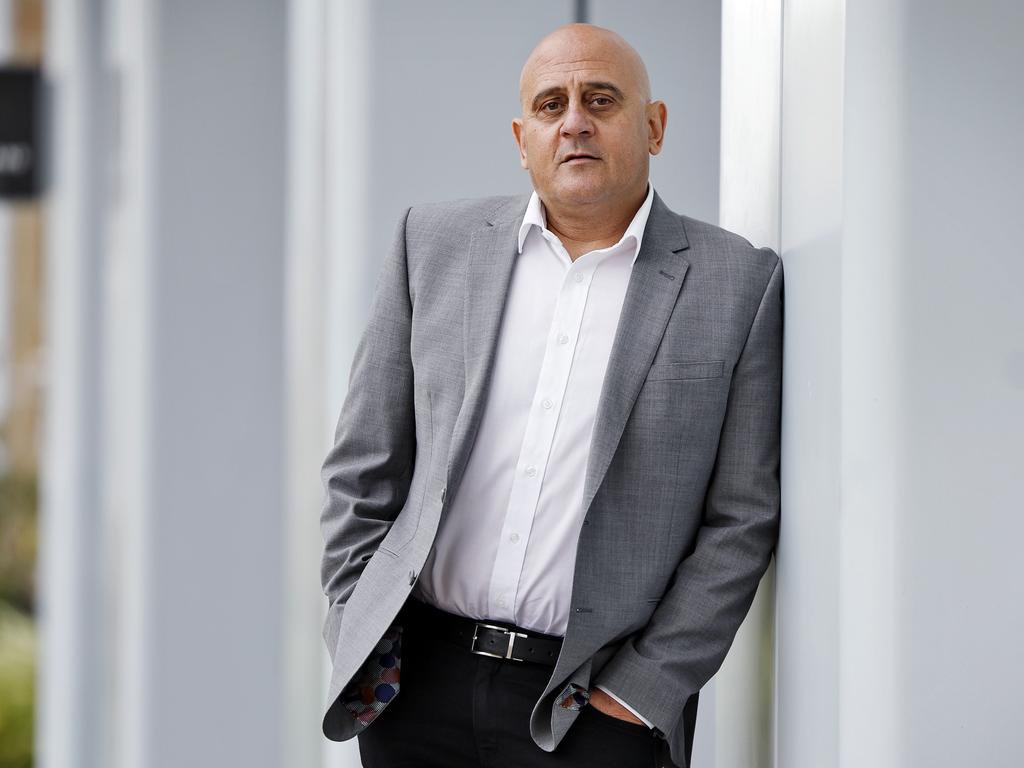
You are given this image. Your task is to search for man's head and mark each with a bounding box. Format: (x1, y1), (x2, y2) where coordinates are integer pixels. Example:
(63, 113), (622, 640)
(512, 24), (667, 215)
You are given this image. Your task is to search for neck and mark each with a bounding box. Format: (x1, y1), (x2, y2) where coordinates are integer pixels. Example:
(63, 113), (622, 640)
(542, 185), (648, 262)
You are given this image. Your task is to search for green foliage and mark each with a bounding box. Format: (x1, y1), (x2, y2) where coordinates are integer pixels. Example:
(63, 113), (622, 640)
(0, 474), (37, 615)
(0, 472), (37, 766)
(0, 600), (34, 768)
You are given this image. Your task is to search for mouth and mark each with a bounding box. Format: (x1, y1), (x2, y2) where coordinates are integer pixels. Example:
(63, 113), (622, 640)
(561, 153), (600, 164)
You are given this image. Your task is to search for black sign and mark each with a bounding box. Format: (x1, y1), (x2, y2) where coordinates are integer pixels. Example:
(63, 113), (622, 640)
(0, 67), (44, 199)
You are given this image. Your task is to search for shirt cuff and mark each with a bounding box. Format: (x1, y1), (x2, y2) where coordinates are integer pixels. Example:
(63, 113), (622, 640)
(594, 684), (655, 729)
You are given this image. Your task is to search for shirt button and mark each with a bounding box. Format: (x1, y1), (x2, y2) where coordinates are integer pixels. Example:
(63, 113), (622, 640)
(509, 532), (520, 543)
(574, 273), (585, 283)
(557, 333), (569, 344)
(496, 595), (507, 608)
(525, 465), (537, 477)
(541, 398), (553, 409)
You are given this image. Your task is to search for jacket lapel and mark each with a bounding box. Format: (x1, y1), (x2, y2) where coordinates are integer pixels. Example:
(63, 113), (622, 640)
(445, 196), (528, 495)
(580, 192), (690, 519)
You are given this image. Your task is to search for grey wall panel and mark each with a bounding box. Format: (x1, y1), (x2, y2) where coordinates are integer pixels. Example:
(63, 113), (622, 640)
(363, 1), (574, 317)
(898, 2), (1024, 764)
(151, 2), (287, 766)
(590, 1), (722, 225)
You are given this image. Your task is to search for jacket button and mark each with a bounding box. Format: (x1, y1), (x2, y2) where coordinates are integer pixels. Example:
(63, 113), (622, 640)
(440, 486), (447, 503)
(408, 570), (416, 585)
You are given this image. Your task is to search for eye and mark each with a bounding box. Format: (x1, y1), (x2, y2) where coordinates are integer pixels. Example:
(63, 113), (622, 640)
(591, 96), (613, 107)
(541, 100), (563, 112)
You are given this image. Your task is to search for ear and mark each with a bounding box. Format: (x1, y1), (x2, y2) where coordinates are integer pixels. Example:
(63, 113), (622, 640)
(512, 118), (529, 169)
(646, 101), (668, 156)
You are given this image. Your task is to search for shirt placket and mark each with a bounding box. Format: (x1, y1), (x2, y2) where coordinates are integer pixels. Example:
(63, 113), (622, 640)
(487, 234), (602, 623)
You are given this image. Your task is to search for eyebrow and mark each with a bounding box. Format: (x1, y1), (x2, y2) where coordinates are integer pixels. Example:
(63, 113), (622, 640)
(530, 81), (626, 110)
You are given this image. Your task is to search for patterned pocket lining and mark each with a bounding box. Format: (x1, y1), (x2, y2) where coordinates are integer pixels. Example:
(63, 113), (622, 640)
(341, 622), (403, 725)
(557, 681), (590, 710)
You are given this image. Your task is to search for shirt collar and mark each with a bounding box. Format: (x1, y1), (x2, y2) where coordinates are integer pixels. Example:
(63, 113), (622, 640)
(516, 182), (656, 265)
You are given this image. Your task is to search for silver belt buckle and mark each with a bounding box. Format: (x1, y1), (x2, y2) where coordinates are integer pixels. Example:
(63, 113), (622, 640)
(471, 622), (529, 661)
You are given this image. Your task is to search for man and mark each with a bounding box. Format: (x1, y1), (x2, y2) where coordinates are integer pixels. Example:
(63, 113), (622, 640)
(319, 22), (783, 768)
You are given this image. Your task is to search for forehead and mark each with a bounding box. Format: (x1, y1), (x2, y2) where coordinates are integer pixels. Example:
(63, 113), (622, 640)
(521, 39), (641, 98)
(529, 59), (624, 91)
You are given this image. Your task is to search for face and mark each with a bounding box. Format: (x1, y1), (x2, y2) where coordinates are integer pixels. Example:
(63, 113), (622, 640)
(512, 28), (666, 211)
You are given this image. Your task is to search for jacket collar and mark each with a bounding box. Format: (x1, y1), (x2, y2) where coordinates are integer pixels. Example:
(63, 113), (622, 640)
(514, 183), (657, 262)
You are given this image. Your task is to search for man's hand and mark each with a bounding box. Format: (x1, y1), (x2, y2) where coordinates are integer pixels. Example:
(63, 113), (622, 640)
(587, 687), (645, 725)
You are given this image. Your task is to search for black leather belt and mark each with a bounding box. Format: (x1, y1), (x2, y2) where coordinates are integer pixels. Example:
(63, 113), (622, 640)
(402, 595), (564, 666)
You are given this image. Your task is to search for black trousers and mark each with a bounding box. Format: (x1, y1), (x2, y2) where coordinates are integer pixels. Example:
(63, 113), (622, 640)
(356, 595), (663, 768)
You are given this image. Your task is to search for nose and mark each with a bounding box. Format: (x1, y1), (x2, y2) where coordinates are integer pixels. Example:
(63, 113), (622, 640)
(560, 98), (594, 137)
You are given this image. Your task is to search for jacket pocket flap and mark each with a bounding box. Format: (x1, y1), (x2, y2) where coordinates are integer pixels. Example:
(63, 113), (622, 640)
(645, 359), (724, 381)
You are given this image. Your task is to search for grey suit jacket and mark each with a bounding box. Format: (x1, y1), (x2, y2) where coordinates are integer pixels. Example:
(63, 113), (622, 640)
(319, 189), (784, 768)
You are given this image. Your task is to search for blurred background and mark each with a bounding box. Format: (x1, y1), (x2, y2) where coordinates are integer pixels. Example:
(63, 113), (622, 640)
(0, 1), (1021, 767)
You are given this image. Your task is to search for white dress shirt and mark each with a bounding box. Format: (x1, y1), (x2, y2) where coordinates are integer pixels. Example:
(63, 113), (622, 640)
(412, 182), (656, 728)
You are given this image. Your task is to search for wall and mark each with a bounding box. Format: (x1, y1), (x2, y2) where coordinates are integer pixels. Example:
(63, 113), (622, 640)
(775, 2), (1024, 767)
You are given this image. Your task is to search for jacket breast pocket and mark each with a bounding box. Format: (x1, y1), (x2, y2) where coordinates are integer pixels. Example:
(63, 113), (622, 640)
(644, 359), (724, 382)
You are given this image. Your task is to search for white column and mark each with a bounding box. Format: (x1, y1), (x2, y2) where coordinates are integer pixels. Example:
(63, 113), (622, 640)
(320, 3), (371, 765)
(717, 5), (783, 768)
(836, 5), (905, 765)
(38, 2), (110, 767)
(774, 2), (846, 767)
(104, 1), (157, 767)
(283, 1), (330, 767)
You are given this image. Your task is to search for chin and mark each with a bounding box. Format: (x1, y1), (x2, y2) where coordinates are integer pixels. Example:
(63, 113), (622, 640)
(549, 179), (609, 207)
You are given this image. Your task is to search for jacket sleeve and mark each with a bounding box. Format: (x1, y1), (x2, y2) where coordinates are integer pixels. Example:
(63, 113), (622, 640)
(319, 206), (417, 657)
(591, 252), (784, 738)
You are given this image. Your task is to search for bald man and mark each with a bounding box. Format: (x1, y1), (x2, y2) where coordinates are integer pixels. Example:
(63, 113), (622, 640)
(319, 23), (783, 768)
